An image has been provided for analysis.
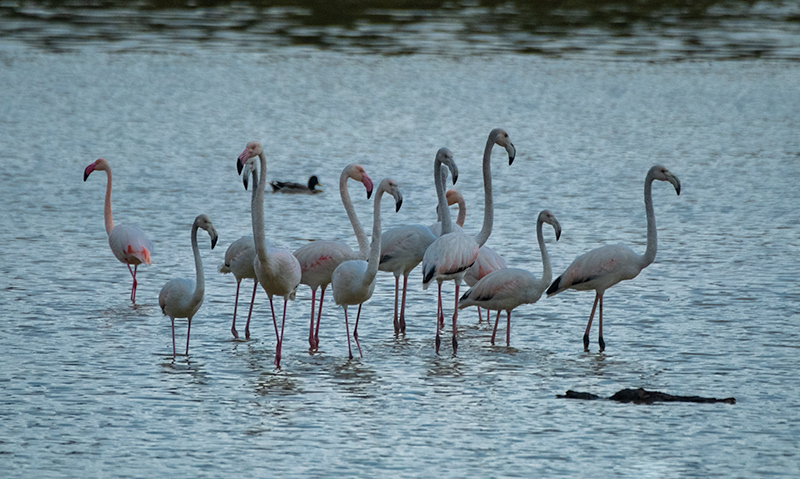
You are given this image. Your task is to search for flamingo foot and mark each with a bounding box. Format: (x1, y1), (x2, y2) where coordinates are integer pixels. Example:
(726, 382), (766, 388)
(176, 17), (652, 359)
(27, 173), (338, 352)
(583, 333), (590, 351)
(245, 327), (251, 340)
(598, 335), (606, 352)
(231, 327), (239, 339)
(452, 335), (458, 354)
(399, 317), (406, 335)
(435, 334), (441, 354)
(393, 318), (400, 336)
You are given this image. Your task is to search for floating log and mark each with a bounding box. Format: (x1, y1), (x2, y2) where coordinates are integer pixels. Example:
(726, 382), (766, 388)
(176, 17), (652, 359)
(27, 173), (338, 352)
(559, 388), (735, 404)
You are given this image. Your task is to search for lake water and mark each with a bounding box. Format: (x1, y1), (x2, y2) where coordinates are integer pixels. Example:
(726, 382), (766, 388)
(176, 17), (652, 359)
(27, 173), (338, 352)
(1, 2), (799, 477)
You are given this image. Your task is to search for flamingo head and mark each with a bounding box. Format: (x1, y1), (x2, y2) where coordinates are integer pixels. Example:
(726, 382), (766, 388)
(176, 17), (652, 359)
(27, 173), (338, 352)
(194, 214), (219, 250)
(649, 165), (681, 196)
(378, 178), (403, 212)
(347, 164), (374, 199)
(490, 128), (516, 165)
(538, 210), (561, 241)
(435, 147), (458, 185)
(445, 189), (463, 207)
(237, 141), (263, 175)
(83, 158), (110, 181)
(242, 157), (257, 190)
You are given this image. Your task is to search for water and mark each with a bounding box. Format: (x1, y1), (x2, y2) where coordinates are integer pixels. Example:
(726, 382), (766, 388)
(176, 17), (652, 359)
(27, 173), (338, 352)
(1, 3), (800, 478)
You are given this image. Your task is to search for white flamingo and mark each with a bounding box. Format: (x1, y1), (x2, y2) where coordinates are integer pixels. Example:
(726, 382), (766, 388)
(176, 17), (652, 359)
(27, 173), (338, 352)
(459, 210), (561, 346)
(428, 189), (466, 237)
(237, 142), (302, 368)
(546, 165), (681, 351)
(332, 178), (403, 359)
(293, 164), (374, 350)
(422, 129), (516, 354)
(219, 235), (258, 339)
(158, 214), (218, 357)
(379, 151), (458, 335)
(84, 158), (154, 303)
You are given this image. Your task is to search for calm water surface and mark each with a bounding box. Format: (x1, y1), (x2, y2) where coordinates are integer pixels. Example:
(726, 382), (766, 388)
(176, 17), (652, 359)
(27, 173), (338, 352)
(1, 5), (800, 478)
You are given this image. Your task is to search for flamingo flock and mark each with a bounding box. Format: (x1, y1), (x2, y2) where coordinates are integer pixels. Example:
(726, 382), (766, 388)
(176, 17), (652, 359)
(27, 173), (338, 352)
(83, 129), (681, 363)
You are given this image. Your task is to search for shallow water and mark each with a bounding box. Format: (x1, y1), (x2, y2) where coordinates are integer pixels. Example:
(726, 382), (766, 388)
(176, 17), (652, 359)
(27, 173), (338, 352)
(1, 4), (800, 478)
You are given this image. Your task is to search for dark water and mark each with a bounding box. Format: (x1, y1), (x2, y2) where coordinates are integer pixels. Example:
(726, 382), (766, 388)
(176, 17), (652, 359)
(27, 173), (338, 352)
(1, 2), (800, 477)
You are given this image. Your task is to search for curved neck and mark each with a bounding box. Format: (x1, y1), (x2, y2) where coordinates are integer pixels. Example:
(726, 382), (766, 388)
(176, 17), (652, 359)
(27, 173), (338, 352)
(340, 170), (369, 259)
(103, 168), (114, 235)
(455, 195), (466, 228)
(252, 152), (270, 265)
(536, 219), (552, 287)
(434, 159), (452, 235)
(474, 135), (495, 247)
(190, 222), (205, 305)
(642, 174), (657, 267)
(365, 188), (385, 283)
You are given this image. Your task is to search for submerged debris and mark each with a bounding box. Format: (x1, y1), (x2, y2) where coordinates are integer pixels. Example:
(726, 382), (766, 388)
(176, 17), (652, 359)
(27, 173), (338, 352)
(559, 388), (735, 404)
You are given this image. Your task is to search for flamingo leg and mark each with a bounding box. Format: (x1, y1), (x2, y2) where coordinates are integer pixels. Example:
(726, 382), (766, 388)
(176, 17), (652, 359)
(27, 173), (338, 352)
(491, 310), (501, 345)
(353, 303), (363, 358)
(244, 280), (257, 339)
(268, 296), (281, 365)
(314, 286), (326, 349)
(477, 307), (483, 324)
(127, 263), (138, 302)
(231, 281), (241, 338)
(399, 273), (409, 334)
(598, 294), (605, 352)
(343, 306), (353, 360)
(435, 281), (443, 354)
(393, 275), (400, 335)
(452, 282), (460, 354)
(185, 317), (192, 356)
(276, 298), (287, 368)
(584, 293), (600, 351)
(506, 311), (511, 347)
(308, 288), (317, 349)
(170, 317), (176, 357)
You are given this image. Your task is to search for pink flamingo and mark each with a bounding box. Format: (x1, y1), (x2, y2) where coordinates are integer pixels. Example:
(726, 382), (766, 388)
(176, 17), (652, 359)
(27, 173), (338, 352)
(332, 178), (403, 359)
(158, 214), (218, 357)
(458, 210), (561, 346)
(293, 164), (374, 350)
(84, 158), (153, 303)
(238, 142), (302, 368)
(422, 129), (516, 354)
(219, 235), (258, 339)
(378, 152), (458, 335)
(428, 189), (466, 237)
(546, 165), (681, 351)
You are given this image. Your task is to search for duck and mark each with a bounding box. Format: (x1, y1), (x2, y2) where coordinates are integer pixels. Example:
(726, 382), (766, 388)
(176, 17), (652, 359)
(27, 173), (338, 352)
(269, 175), (322, 194)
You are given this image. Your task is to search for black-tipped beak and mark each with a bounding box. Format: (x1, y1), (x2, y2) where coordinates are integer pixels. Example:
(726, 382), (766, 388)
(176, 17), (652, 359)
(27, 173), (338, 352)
(452, 172), (458, 185)
(366, 187), (373, 200)
(395, 198), (403, 212)
(555, 229), (561, 241)
(83, 172), (89, 181)
(237, 157), (244, 175)
(211, 235), (218, 249)
(243, 175), (250, 191)
(507, 142), (516, 165)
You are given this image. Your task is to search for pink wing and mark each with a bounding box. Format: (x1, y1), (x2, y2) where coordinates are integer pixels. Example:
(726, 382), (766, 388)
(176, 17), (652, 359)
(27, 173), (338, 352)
(108, 224), (153, 266)
(294, 239), (353, 289)
(421, 231), (480, 287)
(464, 245), (507, 287)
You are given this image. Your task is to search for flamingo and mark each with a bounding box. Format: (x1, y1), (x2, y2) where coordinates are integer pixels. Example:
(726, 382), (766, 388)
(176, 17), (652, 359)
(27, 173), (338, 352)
(422, 128), (516, 354)
(458, 210), (561, 346)
(546, 165), (681, 351)
(83, 158), (154, 303)
(219, 235), (258, 339)
(379, 151), (458, 335)
(293, 164), (374, 350)
(332, 178), (403, 359)
(158, 214), (218, 357)
(237, 142), (302, 368)
(428, 189), (466, 237)
(270, 175), (322, 194)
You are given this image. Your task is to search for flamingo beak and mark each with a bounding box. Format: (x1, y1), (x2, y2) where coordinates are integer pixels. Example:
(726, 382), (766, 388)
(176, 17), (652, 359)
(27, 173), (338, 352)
(554, 221), (562, 241)
(83, 162), (96, 181)
(395, 194), (403, 212)
(669, 174), (681, 196)
(506, 142), (516, 165)
(211, 234), (218, 249)
(362, 174), (374, 199)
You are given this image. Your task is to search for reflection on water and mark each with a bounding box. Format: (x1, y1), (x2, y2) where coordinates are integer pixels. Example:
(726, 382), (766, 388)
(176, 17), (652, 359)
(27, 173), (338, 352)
(1, 0), (800, 59)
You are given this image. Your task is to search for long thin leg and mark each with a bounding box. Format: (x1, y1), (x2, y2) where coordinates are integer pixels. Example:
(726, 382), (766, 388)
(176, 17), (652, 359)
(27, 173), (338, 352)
(452, 282), (460, 353)
(171, 317), (176, 357)
(598, 294), (605, 351)
(477, 307), (483, 324)
(276, 298), (288, 368)
(308, 288), (317, 349)
(231, 281), (241, 338)
(491, 310), (501, 345)
(584, 293), (600, 351)
(353, 303), (363, 358)
(127, 263), (138, 302)
(344, 306), (353, 359)
(268, 296), (281, 365)
(314, 286), (326, 349)
(244, 280), (257, 339)
(185, 317), (192, 356)
(506, 311), (511, 347)
(399, 273), (409, 334)
(393, 275), (400, 335)
(435, 281), (443, 354)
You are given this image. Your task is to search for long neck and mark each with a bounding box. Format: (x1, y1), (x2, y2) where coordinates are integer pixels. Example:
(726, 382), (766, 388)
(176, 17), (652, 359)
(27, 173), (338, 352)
(434, 160), (452, 235)
(455, 195), (466, 227)
(536, 219), (553, 287)
(474, 135), (495, 247)
(365, 189), (385, 283)
(252, 152), (269, 265)
(190, 223), (205, 305)
(642, 174), (657, 267)
(340, 170), (369, 259)
(103, 168), (114, 235)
